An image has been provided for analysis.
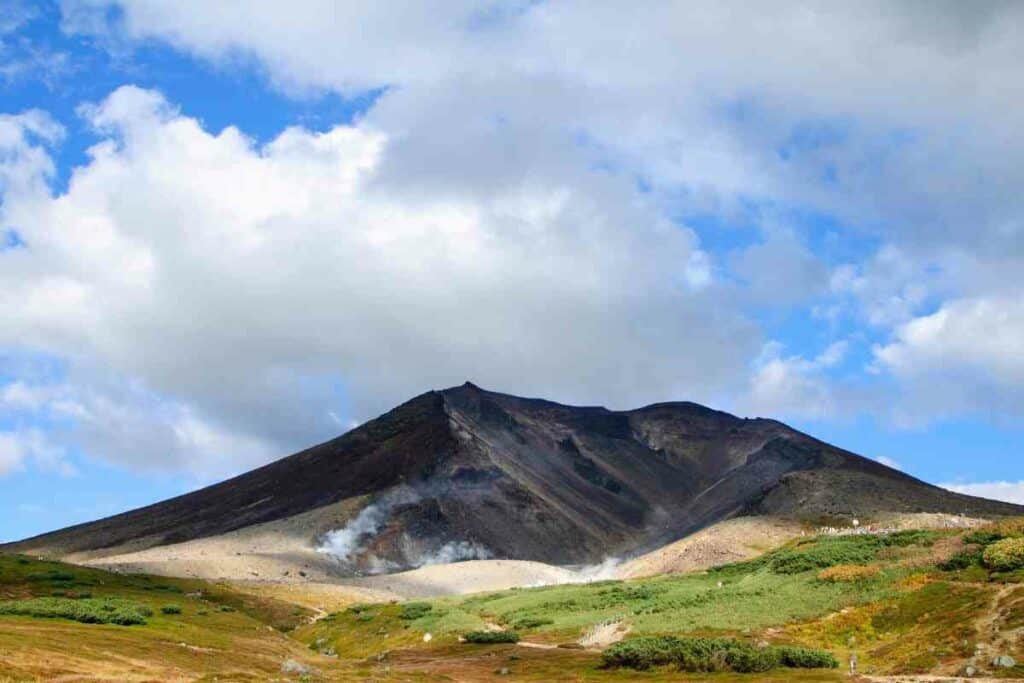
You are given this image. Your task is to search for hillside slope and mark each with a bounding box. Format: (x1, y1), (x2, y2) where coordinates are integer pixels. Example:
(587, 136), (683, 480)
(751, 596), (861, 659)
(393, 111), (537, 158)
(5, 383), (1021, 573)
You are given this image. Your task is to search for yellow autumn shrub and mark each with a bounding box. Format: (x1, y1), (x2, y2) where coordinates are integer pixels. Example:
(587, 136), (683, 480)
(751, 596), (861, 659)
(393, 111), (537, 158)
(817, 564), (880, 583)
(982, 537), (1024, 572)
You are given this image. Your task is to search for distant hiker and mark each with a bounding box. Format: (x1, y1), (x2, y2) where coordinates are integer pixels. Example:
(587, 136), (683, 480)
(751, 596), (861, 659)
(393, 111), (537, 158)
(849, 653), (858, 675)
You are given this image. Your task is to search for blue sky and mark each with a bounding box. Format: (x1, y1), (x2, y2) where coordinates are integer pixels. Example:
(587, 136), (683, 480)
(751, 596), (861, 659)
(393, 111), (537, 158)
(1, 1), (1022, 542)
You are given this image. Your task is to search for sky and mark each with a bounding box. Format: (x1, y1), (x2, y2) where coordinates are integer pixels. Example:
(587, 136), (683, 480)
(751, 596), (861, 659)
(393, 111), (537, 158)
(1, 1), (1023, 542)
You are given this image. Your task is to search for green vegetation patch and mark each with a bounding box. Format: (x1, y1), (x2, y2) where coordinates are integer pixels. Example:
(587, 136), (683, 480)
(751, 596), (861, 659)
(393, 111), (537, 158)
(0, 597), (152, 625)
(160, 604), (182, 615)
(511, 616), (553, 630)
(963, 530), (1005, 546)
(25, 570), (76, 583)
(463, 630), (520, 644)
(938, 549), (983, 571)
(601, 636), (837, 672)
(716, 531), (938, 576)
(399, 601), (433, 620)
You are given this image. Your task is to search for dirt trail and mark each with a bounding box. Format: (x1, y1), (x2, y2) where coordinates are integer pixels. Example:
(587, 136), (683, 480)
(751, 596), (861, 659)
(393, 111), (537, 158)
(932, 582), (1022, 678)
(862, 676), (1006, 682)
(972, 584), (1023, 669)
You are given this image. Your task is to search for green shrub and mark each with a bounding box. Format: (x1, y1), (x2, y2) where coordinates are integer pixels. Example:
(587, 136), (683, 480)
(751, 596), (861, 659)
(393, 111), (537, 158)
(26, 570), (75, 583)
(600, 636), (687, 670)
(512, 616), (553, 629)
(938, 550), (982, 571)
(160, 604), (182, 615)
(983, 538), (1024, 572)
(601, 637), (836, 672)
(345, 603), (373, 614)
(218, 605), (235, 613)
(882, 530), (937, 547)
(769, 536), (882, 574)
(463, 630), (520, 644)
(399, 602), (432, 620)
(964, 530), (1005, 546)
(776, 645), (839, 669)
(726, 646), (780, 673)
(0, 597), (150, 625)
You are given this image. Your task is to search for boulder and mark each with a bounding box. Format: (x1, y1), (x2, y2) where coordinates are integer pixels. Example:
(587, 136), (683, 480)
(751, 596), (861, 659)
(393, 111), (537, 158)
(992, 655), (1016, 668)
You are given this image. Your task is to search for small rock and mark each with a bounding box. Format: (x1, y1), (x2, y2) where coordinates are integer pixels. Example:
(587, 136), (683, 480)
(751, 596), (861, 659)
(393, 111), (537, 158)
(280, 659), (310, 675)
(495, 667), (510, 676)
(960, 664), (977, 677)
(422, 632), (433, 643)
(992, 655), (1017, 668)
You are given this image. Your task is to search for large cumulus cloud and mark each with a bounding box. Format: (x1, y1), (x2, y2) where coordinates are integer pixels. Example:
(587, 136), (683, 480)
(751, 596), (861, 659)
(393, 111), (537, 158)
(0, 85), (751, 476)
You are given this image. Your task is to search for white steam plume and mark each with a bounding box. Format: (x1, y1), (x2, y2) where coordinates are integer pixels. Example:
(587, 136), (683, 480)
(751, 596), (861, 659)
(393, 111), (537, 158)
(316, 485), (493, 571)
(316, 486), (422, 562)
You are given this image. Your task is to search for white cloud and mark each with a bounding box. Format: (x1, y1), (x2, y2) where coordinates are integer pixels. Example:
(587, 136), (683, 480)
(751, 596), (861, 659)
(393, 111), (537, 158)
(874, 296), (1024, 419)
(0, 429), (74, 477)
(0, 433), (24, 475)
(829, 246), (935, 328)
(742, 341), (849, 419)
(731, 233), (829, 306)
(0, 1), (37, 35)
(874, 456), (902, 471)
(58, 1), (1024, 244)
(57, 2), (1024, 423)
(0, 1), (1018, 476)
(0, 85), (755, 476)
(941, 481), (1024, 506)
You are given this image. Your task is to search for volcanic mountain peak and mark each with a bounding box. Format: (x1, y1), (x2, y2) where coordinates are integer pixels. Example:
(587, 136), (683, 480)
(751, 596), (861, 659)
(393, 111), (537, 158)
(5, 384), (1021, 574)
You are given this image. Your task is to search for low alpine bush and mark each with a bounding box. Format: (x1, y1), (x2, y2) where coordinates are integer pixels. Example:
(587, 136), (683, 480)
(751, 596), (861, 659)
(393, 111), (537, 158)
(938, 549), (983, 571)
(776, 645), (840, 669)
(463, 630), (520, 644)
(0, 597), (151, 625)
(399, 602), (432, 620)
(512, 616), (553, 629)
(601, 636), (836, 672)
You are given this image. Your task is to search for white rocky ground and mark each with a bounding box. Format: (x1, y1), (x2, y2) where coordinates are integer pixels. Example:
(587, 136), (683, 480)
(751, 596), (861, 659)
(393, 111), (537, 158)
(67, 511), (990, 602)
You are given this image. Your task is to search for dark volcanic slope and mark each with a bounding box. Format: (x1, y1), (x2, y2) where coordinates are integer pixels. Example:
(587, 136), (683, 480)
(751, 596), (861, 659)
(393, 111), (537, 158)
(6, 383), (1021, 567)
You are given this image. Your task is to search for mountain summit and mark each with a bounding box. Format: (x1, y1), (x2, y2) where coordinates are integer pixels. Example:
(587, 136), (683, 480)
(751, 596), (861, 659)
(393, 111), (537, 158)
(6, 383), (1020, 572)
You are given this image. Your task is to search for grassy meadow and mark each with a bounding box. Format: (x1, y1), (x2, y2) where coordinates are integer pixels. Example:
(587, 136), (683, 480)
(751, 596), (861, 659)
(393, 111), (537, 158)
(2, 520), (1023, 680)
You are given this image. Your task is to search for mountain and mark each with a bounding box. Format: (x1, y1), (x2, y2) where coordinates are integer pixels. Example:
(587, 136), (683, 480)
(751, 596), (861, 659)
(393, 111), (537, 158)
(5, 382), (1020, 573)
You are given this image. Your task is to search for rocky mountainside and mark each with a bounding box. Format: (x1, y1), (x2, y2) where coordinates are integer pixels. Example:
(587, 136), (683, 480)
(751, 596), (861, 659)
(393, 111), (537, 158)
(5, 382), (1021, 572)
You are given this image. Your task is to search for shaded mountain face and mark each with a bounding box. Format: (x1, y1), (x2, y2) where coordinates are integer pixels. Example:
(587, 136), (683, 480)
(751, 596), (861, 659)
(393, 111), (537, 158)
(6, 383), (1021, 571)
